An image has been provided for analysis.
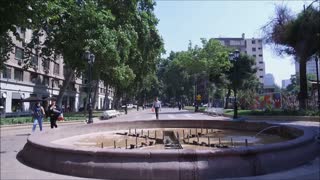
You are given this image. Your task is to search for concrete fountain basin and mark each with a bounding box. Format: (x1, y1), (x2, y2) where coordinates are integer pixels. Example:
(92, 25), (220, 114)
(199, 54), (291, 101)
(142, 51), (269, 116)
(19, 119), (319, 180)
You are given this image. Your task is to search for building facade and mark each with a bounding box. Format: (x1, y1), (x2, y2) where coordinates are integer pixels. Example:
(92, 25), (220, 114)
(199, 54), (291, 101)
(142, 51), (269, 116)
(0, 29), (114, 116)
(282, 79), (292, 89)
(215, 33), (265, 83)
(295, 57), (320, 79)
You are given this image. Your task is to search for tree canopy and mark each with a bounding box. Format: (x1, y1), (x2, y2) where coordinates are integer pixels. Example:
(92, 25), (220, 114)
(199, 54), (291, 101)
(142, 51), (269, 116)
(262, 3), (320, 109)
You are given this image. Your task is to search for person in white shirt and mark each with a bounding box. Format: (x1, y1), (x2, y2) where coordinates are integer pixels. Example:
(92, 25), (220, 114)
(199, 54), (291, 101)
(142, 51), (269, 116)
(152, 97), (161, 120)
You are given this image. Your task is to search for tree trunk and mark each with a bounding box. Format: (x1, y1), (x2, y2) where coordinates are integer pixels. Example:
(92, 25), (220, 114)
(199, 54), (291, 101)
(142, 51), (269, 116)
(299, 59), (308, 110)
(91, 80), (99, 110)
(103, 84), (109, 110)
(57, 68), (74, 107)
(224, 87), (231, 109)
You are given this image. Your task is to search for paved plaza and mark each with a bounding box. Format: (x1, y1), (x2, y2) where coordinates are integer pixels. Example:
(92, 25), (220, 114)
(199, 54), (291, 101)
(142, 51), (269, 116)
(1, 108), (319, 180)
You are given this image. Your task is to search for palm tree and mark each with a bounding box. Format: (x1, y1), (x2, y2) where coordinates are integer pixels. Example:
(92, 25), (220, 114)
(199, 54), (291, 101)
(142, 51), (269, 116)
(262, 4), (320, 109)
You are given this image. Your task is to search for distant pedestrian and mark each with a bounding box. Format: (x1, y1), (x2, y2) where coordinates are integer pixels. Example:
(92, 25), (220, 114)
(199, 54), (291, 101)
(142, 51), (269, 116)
(48, 100), (60, 128)
(152, 97), (161, 120)
(32, 101), (45, 132)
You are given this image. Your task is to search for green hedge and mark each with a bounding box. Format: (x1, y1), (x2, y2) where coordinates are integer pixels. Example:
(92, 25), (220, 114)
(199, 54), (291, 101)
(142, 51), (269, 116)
(0, 111), (104, 125)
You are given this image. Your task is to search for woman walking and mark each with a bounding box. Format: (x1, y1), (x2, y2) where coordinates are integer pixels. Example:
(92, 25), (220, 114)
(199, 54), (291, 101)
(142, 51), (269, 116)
(48, 100), (60, 128)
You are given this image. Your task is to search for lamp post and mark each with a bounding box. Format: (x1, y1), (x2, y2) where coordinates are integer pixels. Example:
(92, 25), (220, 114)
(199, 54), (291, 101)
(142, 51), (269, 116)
(51, 79), (54, 98)
(229, 50), (240, 119)
(85, 50), (95, 124)
(315, 55), (320, 111)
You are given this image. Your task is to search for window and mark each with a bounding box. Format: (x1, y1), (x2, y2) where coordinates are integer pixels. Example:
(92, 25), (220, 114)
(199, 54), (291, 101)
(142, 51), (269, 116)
(2, 66), (11, 79)
(259, 69), (263, 71)
(53, 62), (59, 75)
(17, 27), (26, 40)
(252, 47), (256, 52)
(258, 39), (262, 43)
(259, 54), (263, 57)
(14, 68), (23, 81)
(30, 73), (38, 83)
(258, 47), (262, 50)
(53, 79), (59, 87)
(244, 51), (247, 54)
(43, 76), (49, 86)
(43, 60), (50, 72)
(253, 54), (256, 57)
(252, 40), (256, 44)
(259, 76), (264, 79)
(15, 47), (24, 60)
(259, 61), (264, 64)
(31, 55), (38, 67)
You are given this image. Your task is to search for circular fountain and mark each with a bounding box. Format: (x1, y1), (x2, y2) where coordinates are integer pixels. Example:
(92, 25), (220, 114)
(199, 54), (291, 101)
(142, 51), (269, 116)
(19, 119), (319, 180)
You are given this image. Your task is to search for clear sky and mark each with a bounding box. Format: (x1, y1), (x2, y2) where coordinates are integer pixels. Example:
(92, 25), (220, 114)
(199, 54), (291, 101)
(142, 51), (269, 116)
(154, 0), (313, 86)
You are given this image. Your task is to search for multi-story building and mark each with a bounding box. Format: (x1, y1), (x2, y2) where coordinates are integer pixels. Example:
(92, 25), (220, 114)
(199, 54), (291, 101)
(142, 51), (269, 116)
(0, 29), (114, 116)
(264, 73), (275, 86)
(215, 33), (265, 83)
(295, 57), (320, 79)
(282, 79), (292, 89)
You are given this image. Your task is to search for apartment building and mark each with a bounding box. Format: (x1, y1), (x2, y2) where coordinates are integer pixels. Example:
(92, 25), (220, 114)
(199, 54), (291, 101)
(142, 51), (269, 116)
(0, 28), (114, 116)
(282, 79), (292, 89)
(215, 33), (265, 83)
(295, 57), (320, 79)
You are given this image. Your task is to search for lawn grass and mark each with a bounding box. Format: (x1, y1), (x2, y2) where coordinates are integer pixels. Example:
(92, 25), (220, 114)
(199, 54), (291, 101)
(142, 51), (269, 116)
(223, 109), (320, 116)
(184, 106), (206, 112)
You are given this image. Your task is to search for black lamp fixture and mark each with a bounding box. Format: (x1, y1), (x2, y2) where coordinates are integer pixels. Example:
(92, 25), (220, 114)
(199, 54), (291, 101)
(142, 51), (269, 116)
(85, 50), (95, 124)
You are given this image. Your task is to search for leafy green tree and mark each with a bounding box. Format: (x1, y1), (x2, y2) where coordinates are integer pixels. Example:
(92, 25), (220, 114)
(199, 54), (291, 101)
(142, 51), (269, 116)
(0, 0), (36, 69)
(262, 4), (320, 109)
(224, 54), (258, 109)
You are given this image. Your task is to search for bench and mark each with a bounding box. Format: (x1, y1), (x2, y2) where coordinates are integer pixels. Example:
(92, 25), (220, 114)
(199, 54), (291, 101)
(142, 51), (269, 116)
(101, 110), (120, 120)
(207, 108), (224, 116)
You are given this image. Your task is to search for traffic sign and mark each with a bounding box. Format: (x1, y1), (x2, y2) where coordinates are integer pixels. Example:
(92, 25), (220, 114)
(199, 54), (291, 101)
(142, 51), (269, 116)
(196, 95), (201, 101)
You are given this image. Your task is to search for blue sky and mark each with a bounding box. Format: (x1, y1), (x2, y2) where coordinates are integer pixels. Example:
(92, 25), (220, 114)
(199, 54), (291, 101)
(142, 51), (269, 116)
(154, 0), (312, 86)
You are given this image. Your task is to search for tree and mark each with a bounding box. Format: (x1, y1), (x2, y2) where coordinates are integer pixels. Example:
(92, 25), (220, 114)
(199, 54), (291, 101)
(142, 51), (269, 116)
(0, 0), (35, 69)
(262, 4), (320, 109)
(158, 39), (231, 105)
(224, 53), (258, 109)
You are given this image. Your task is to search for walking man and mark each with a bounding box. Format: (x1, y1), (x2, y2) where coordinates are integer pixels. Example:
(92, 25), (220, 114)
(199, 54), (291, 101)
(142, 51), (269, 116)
(152, 97), (161, 120)
(32, 101), (45, 132)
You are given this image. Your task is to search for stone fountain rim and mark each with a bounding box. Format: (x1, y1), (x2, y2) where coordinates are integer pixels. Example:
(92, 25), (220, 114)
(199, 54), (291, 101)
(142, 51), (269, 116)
(26, 119), (314, 157)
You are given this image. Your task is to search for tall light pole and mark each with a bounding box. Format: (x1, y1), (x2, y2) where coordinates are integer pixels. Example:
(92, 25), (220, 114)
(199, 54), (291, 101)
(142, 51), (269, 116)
(85, 50), (95, 124)
(51, 79), (54, 98)
(229, 49), (240, 119)
(315, 55), (320, 111)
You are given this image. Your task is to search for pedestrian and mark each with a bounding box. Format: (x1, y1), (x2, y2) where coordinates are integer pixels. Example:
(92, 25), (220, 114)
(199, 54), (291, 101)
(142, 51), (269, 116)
(48, 100), (60, 128)
(152, 97), (161, 120)
(32, 101), (45, 132)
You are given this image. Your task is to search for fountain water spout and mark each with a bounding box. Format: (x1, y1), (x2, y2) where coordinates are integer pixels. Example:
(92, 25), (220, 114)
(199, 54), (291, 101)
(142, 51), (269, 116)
(255, 126), (280, 137)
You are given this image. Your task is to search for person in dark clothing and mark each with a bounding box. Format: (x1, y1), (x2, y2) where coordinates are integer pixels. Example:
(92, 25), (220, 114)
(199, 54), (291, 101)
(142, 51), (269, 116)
(48, 100), (60, 128)
(152, 97), (161, 120)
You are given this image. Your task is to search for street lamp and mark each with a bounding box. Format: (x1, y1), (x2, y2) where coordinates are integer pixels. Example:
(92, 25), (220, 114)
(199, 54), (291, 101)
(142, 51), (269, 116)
(51, 79), (54, 98)
(85, 50), (95, 124)
(229, 49), (240, 119)
(315, 55), (320, 111)
(0, 92), (7, 118)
